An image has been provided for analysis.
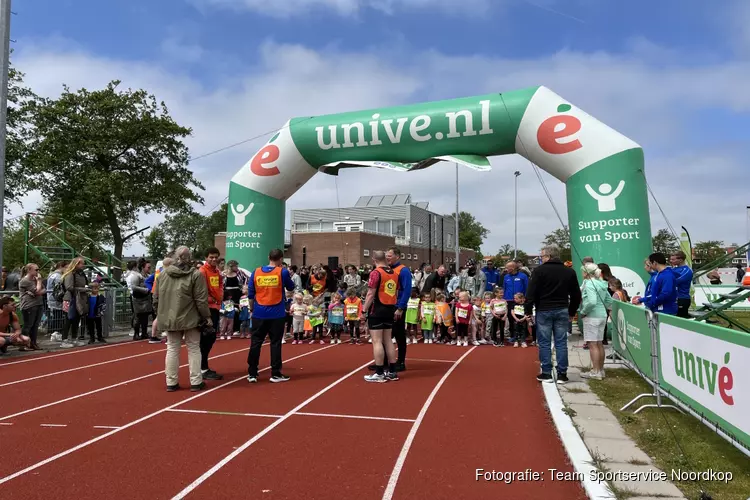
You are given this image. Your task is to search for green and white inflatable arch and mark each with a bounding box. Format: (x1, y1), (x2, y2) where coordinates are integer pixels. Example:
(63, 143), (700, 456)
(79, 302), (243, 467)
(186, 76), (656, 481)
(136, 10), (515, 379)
(225, 86), (652, 296)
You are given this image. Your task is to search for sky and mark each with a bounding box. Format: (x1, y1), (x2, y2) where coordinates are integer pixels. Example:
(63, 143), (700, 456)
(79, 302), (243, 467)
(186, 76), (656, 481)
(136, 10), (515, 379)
(8, 0), (750, 258)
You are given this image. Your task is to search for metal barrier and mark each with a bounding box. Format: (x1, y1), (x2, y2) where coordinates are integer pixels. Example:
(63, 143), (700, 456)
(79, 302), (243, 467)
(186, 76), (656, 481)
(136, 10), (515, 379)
(611, 301), (750, 457)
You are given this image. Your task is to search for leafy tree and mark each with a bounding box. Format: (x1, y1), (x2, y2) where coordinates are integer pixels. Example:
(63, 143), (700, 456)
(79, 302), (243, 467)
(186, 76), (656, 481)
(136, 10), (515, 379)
(2, 220), (26, 272)
(3, 61), (38, 208)
(651, 228), (679, 255)
(161, 210), (205, 255)
(542, 227), (572, 262)
(196, 204), (228, 253)
(694, 240), (725, 264)
(497, 244), (513, 256)
(493, 245), (528, 267)
(23, 80), (204, 260)
(144, 227), (169, 262)
(449, 211), (488, 251)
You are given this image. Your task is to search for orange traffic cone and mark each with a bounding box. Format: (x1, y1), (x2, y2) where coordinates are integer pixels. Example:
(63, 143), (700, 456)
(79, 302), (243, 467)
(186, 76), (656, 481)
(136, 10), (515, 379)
(743, 268), (750, 287)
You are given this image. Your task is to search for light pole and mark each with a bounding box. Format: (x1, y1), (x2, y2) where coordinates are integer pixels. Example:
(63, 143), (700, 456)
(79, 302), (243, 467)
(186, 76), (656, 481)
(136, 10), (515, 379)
(514, 170), (520, 259)
(0, 0), (11, 272)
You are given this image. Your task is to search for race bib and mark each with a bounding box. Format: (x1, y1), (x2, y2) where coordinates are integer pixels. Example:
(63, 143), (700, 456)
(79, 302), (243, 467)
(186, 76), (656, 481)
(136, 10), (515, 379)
(514, 305), (525, 315)
(240, 298), (249, 307)
(332, 308), (343, 317)
(457, 308), (468, 319)
(346, 305), (359, 315)
(493, 303), (506, 313)
(407, 299), (419, 310)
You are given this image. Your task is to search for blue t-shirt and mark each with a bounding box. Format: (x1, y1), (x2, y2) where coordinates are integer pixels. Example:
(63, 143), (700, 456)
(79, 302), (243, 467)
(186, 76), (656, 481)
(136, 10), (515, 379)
(328, 303), (345, 325)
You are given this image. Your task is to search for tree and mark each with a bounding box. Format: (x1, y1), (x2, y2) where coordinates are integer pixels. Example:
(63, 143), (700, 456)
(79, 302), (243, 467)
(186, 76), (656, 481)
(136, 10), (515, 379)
(694, 240), (725, 264)
(2, 220), (26, 271)
(24, 80), (204, 260)
(159, 203), (228, 257)
(4, 60), (38, 208)
(450, 211), (488, 251)
(493, 245), (528, 267)
(144, 227), (169, 262)
(652, 228), (679, 255)
(542, 227), (572, 262)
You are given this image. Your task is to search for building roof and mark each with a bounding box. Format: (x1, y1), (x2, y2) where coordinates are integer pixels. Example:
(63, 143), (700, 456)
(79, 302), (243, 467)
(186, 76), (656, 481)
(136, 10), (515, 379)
(354, 194), (411, 207)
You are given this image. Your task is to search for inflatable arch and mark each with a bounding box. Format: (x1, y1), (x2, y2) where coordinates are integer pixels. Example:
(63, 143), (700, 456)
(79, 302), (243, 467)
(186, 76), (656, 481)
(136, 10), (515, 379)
(225, 86), (652, 296)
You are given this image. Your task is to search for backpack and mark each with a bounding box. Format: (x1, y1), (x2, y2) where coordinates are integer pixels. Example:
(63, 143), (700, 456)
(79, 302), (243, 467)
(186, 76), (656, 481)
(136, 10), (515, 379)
(52, 277), (65, 302)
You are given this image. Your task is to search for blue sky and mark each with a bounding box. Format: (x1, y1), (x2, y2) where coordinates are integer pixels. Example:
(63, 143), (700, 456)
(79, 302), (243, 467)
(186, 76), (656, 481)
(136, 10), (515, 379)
(10, 0), (750, 256)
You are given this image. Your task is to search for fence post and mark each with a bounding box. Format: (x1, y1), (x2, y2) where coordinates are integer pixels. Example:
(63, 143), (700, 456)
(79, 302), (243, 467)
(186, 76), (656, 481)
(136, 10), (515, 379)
(103, 287), (114, 338)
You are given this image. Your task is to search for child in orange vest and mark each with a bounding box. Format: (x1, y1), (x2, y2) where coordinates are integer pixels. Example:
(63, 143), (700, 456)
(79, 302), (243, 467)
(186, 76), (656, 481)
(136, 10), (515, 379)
(344, 289), (362, 344)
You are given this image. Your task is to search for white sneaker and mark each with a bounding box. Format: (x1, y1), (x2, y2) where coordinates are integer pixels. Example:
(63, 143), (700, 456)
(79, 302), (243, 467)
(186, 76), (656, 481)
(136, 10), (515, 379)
(336, 339), (342, 344)
(463, 341), (469, 347)
(513, 342), (519, 348)
(368, 338), (373, 343)
(589, 371), (603, 380)
(364, 373), (387, 383)
(405, 338), (411, 345)
(60, 341), (75, 349)
(392, 338), (396, 344)
(471, 341), (480, 346)
(521, 342), (528, 348)
(281, 339), (286, 344)
(412, 337), (418, 344)
(330, 339), (335, 344)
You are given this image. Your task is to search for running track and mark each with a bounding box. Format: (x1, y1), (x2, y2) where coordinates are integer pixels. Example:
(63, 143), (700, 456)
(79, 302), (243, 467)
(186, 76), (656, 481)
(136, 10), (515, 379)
(0, 339), (586, 499)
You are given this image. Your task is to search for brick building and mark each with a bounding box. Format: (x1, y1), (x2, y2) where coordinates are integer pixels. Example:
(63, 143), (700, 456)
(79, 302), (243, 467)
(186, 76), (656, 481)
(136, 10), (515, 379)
(214, 193), (475, 270)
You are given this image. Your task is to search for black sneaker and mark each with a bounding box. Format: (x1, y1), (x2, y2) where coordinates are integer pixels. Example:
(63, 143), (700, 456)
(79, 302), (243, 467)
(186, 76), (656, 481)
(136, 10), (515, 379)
(247, 375), (258, 383)
(148, 336), (161, 344)
(202, 370), (223, 380)
(88, 339), (96, 345)
(166, 385), (179, 392)
(385, 371), (399, 381)
(556, 373), (569, 384)
(493, 341), (504, 347)
(97, 338), (107, 343)
(270, 374), (290, 383)
(536, 373), (553, 383)
(190, 382), (206, 392)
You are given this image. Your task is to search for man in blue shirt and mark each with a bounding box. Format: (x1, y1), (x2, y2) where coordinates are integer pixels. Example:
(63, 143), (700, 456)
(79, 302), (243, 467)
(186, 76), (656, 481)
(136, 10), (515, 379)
(368, 246), (412, 373)
(482, 261), (501, 292)
(633, 252), (677, 315)
(503, 261), (529, 339)
(670, 251), (693, 318)
(246, 248), (296, 384)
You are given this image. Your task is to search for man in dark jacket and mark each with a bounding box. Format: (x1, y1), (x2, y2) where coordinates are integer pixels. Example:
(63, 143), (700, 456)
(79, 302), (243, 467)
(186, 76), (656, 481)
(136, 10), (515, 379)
(421, 265), (448, 296)
(525, 246), (581, 384)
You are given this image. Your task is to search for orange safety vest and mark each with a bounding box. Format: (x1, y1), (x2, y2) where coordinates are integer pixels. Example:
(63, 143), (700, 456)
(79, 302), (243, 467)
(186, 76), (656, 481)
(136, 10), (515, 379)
(391, 264), (405, 291)
(310, 274), (326, 297)
(375, 267), (398, 306)
(254, 267), (283, 306)
(344, 297), (362, 320)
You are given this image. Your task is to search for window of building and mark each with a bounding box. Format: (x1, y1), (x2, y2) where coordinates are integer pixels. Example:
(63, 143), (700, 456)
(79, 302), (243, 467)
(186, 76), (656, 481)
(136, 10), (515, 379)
(363, 249), (370, 257)
(393, 220), (406, 238)
(321, 222), (333, 231)
(413, 254), (418, 261)
(364, 220), (377, 232)
(407, 253), (412, 260)
(447, 233), (454, 249)
(309, 222), (321, 232)
(413, 225), (423, 243)
(294, 223), (307, 232)
(377, 220), (390, 234)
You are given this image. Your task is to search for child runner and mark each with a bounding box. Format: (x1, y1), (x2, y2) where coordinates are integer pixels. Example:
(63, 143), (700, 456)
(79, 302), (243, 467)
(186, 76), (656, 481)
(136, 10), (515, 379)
(454, 291), (472, 347)
(470, 295), (483, 346)
(405, 288), (420, 345)
(290, 292), (306, 344)
(420, 292), (435, 344)
(434, 293), (454, 344)
(302, 294), (313, 340)
(511, 292), (528, 348)
(490, 287), (507, 347)
(307, 297), (325, 344)
(344, 289), (362, 344)
(328, 293), (345, 344)
(239, 291), (251, 339)
(85, 282), (107, 344)
(219, 298), (235, 341)
(482, 291), (493, 343)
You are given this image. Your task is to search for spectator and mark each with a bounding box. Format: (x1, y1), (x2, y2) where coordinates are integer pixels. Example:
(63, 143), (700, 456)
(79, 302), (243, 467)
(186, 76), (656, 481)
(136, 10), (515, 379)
(128, 260), (157, 343)
(224, 260), (243, 335)
(670, 251), (693, 318)
(503, 261), (529, 340)
(199, 247), (224, 381)
(85, 282), (107, 344)
(483, 261), (501, 292)
(3, 267), (21, 291)
(19, 263), (45, 350)
(0, 297), (31, 353)
(737, 264), (745, 284)
(61, 257), (89, 348)
(289, 265), (303, 293)
(343, 265), (362, 293)
(579, 263), (612, 380)
(421, 265), (447, 297)
(156, 246), (212, 392)
(525, 246), (581, 384)
(46, 261), (67, 337)
(633, 253), (678, 315)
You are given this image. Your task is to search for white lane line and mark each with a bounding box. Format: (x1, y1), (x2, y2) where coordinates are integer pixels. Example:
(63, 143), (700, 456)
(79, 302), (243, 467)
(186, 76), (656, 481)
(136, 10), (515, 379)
(0, 349), (168, 387)
(40, 424), (67, 428)
(0, 344), (262, 422)
(0, 422), (13, 426)
(382, 346), (476, 500)
(166, 409), (281, 419)
(93, 426), (121, 430)
(0, 345), (336, 486)
(171, 358), (371, 500)
(404, 357), (456, 364)
(296, 412), (415, 423)
(0, 340), (149, 367)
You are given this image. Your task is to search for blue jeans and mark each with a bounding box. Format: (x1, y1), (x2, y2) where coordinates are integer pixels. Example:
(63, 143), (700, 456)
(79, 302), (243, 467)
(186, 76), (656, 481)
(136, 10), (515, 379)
(536, 308), (569, 375)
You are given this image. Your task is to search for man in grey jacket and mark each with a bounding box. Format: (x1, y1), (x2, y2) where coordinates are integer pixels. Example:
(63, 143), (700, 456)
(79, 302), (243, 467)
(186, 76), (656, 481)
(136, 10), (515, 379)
(155, 246), (212, 392)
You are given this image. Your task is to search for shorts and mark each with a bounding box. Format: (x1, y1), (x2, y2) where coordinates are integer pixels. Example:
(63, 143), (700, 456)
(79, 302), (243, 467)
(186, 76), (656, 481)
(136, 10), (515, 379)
(582, 316), (607, 342)
(368, 316), (393, 330)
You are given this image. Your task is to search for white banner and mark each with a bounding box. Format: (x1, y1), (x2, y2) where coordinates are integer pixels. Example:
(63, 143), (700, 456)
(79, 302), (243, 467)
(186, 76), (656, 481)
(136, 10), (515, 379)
(693, 284), (750, 309)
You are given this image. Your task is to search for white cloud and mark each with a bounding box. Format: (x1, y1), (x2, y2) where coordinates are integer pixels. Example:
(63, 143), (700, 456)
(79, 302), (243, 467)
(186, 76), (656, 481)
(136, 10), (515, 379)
(11, 37), (750, 260)
(189, 0), (492, 18)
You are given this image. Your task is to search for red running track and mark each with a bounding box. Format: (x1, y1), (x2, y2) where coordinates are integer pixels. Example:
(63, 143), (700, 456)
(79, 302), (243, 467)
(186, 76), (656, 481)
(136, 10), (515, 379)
(0, 339), (585, 499)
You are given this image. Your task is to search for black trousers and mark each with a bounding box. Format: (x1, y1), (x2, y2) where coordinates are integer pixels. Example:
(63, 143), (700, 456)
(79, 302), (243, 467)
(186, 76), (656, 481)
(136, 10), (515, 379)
(133, 312), (150, 340)
(505, 301), (517, 337)
(392, 312), (407, 365)
(86, 317), (103, 341)
(200, 308), (220, 371)
(491, 317), (505, 343)
(247, 317), (285, 377)
(677, 298), (691, 319)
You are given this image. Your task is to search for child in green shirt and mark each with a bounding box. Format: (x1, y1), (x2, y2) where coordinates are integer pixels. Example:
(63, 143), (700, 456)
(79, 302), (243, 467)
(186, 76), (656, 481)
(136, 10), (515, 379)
(420, 292), (436, 344)
(405, 288), (420, 345)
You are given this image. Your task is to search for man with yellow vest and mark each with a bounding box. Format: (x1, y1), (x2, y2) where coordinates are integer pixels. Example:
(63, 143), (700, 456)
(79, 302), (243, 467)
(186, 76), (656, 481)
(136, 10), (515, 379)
(363, 250), (400, 383)
(246, 249), (296, 384)
(368, 246), (413, 373)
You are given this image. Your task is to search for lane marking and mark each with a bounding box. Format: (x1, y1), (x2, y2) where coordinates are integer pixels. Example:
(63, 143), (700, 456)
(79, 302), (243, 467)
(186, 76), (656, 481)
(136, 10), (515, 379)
(404, 357), (456, 364)
(171, 358), (371, 500)
(0, 340), (150, 367)
(0, 344), (263, 422)
(93, 426), (120, 430)
(0, 345), (336, 486)
(382, 346), (476, 500)
(296, 412), (415, 423)
(0, 422), (13, 426)
(40, 424), (67, 428)
(166, 409), (281, 419)
(0, 349), (169, 387)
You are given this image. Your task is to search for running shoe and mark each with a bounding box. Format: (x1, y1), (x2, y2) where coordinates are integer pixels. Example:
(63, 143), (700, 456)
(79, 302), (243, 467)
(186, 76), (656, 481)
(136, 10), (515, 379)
(247, 375), (258, 383)
(364, 373), (386, 383)
(270, 374), (290, 383)
(385, 371), (399, 381)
